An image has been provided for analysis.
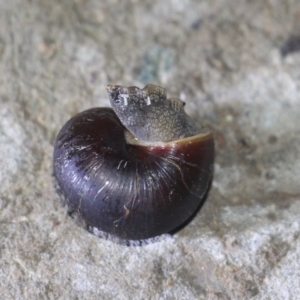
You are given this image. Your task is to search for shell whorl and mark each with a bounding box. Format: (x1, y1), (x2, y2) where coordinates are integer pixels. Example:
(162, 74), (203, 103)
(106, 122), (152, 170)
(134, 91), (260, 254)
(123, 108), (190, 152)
(53, 84), (214, 242)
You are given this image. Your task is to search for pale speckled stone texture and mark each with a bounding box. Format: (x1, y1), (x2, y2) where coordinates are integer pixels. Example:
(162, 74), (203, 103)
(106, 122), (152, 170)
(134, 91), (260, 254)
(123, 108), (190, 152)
(1, 0), (300, 299)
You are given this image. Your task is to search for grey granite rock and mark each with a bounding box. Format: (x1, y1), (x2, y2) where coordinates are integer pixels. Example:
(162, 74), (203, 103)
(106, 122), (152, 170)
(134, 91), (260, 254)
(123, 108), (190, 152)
(1, 0), (300, 299)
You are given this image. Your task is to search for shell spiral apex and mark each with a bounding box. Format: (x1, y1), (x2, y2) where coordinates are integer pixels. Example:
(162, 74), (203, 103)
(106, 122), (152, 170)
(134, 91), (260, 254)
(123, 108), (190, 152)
(53, 84), (214, 243)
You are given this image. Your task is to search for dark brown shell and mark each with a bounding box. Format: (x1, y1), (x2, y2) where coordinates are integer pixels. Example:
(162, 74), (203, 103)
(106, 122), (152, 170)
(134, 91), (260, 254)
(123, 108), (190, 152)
(53, 107), (214, 241)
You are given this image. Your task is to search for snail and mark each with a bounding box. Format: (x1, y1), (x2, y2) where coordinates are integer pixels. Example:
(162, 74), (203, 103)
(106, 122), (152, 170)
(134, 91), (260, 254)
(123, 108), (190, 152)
(53, 84), (214, 243)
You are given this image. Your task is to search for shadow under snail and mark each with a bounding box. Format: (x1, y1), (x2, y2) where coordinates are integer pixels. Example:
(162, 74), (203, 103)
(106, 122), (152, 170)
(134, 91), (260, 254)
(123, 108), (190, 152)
(53, 84), (214, 243)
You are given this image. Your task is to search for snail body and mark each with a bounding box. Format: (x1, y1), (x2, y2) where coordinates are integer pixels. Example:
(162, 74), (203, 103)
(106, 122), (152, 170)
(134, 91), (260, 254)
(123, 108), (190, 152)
(53, 84), (214, 241)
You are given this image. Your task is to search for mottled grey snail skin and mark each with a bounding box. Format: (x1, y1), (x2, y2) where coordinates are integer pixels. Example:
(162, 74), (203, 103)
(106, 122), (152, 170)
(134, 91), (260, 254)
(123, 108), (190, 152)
(106, 84), (202, 143)
(53, 84), (214, 244)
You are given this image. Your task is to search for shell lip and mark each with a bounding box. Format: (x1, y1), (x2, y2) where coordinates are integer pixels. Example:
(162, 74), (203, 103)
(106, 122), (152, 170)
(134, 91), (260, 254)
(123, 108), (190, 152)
(125, 130), (213, 147)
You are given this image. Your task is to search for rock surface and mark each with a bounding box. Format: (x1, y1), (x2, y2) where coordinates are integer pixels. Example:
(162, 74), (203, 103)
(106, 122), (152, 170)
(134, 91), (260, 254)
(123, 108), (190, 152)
(1, 0), (300, 299)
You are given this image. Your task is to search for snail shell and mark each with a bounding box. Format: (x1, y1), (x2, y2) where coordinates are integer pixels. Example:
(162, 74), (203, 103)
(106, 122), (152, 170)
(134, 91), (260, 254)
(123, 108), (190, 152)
(53, 84), (214, 241)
